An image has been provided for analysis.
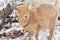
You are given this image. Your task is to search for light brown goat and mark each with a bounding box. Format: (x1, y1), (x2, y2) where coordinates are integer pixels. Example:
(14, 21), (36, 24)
(17, 4), (58, 40)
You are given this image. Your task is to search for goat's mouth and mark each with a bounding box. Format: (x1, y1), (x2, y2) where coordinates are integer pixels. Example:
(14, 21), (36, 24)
(23, 18), (31, 28)
(23, 21), (30, 28)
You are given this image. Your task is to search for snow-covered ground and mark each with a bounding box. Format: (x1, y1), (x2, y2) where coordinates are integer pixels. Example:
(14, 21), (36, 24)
(0, 0), (60, 40)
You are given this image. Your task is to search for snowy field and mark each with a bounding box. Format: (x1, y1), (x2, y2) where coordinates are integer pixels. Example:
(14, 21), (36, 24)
(0, 0), (60, 40)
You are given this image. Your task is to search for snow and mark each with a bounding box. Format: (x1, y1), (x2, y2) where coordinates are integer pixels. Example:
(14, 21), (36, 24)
(0, 28), (6, 34)
(0, 0), (4, 2)
(0, 0), (60, 40)
(9, 10), (18, 18)
(0, 18), (3, 25)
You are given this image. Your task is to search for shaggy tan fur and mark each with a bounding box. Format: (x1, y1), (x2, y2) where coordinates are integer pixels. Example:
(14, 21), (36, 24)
(18, 4), (58, 40)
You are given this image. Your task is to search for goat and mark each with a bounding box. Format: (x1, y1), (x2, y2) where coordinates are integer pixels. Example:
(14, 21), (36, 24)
(17, 4), (58, 40)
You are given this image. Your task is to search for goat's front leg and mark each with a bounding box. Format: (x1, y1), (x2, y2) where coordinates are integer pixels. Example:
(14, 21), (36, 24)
(35, 33), (38, 40)
(34, 31), (39, 40)
(28, 32), (31, 40)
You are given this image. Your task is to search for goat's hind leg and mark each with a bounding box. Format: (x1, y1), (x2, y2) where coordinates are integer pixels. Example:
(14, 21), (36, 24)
(48, 15), (58, 40)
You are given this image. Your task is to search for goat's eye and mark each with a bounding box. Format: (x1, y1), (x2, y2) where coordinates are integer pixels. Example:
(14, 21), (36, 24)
(25, 15), (28, 18)
(23, 14), (29, 19)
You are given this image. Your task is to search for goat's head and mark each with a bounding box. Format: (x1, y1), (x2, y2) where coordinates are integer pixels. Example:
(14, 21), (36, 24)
(17, 5), (31, 28)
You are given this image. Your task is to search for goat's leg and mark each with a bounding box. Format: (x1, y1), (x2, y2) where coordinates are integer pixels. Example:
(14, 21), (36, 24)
(28, 32), (31, 40)
(48, 15), (58, 40)
(48, 26), (54, 40)
(35, 33), (38, 40)
(35, 31), (39, 40)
